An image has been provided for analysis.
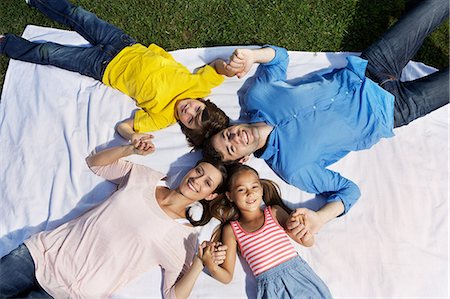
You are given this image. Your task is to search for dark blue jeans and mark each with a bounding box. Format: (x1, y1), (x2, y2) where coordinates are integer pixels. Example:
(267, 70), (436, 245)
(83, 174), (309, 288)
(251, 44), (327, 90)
(361, 0), (449, 128)
(0, 244), (52, 298)
(0, 0), (136, 80)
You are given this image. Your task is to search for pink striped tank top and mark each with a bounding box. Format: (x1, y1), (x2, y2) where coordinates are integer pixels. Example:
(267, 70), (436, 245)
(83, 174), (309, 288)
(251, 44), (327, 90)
(230, 206), (298, 276)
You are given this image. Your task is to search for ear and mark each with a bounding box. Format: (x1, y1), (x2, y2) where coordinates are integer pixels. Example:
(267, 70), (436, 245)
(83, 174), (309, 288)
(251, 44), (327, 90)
(238, 155), (250, 164)
(204, 193), (218, 201)
(225, 191), (232, 201)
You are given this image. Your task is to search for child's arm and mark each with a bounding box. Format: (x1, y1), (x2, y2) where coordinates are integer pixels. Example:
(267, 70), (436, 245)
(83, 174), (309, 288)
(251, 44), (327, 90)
(116, 118), (155, 152)
(200, 224), (237, 284)
(209, 59), (238, 78)
(225, 47), (276, 78)
(271, 205), (315, 247)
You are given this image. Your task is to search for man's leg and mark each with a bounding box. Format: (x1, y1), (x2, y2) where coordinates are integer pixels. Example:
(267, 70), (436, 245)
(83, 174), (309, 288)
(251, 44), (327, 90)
(361, 0), (449, 127)
(0, 244), (50, 298)
(390, 67), (449, 127)
(28, 0), (135, 52)
(361, 0), (449, 82)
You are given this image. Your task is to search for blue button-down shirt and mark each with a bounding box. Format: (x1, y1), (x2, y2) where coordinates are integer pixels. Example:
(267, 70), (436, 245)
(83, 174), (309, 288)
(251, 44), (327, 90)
(241, 45), (395, 214)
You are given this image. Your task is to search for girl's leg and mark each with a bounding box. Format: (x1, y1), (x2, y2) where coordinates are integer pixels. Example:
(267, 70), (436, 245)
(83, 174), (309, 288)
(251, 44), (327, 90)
(28, 0), (135, 51)
(0, 244), (48, 298)
(361, 0), (449, 83)
(0, 34), (109, 80)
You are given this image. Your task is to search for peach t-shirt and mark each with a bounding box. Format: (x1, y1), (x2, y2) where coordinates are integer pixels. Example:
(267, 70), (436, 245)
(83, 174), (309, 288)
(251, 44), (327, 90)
(24, 160), (198, 299)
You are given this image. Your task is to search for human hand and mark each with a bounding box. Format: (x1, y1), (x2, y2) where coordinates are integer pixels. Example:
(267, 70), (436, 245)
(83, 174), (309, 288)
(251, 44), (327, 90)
(198, 241), (227, 269)
(287, 208), (324, 236)
(131, 133), (155, 155)
(226, 49), (255, 79)
(211, 242), (227, 265)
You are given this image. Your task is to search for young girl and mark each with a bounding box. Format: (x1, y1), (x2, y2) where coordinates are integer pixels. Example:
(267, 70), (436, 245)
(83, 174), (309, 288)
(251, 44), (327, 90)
(200, 164), (332, 298)
(0, 0), (234, 148)
(0, 143), (228, 299)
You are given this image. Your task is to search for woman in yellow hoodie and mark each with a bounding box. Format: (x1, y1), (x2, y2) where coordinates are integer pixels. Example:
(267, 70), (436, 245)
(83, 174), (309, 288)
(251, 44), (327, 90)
(0, 0), (237, 149)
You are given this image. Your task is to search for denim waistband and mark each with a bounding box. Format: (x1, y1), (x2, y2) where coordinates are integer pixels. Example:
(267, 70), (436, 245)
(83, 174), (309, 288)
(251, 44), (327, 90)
(255, 255), (302, 283)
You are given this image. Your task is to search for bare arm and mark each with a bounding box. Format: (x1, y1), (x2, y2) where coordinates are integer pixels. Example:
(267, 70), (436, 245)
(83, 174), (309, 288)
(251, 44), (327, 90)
(287, 201), (345, 238)
(172, 257), (204, 299)
(201, 224), (237, 284)
(271, 206), (315, 247)
(86, 143), (154, 167)
(116, 118), (155, 152)
(209, 59), (236, 77)
(225, 47), (276, 78)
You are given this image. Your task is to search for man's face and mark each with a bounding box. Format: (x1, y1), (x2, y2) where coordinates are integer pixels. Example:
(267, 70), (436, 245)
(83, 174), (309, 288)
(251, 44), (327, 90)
(211, 124), (261, 162)
(176, 99), (206, 130)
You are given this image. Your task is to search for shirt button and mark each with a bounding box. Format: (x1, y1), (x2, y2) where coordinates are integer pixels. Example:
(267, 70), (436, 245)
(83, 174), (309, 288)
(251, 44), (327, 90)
(331, 98), (334, 102)
(345, 91), (349, 95)
(313, 105), (317, 109)
(360, 80), (363, 83)
(293, 114), (297, 118)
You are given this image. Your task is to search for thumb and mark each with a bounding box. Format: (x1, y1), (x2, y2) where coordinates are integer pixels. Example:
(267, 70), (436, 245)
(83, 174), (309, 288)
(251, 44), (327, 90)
(292, 208), (308, 216)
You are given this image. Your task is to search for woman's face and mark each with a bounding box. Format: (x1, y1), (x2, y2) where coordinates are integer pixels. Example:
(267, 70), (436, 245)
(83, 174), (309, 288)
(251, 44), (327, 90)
(176, 99), (206, 130)
(226, 170), (263, 212)
(178, 162), (223, 201)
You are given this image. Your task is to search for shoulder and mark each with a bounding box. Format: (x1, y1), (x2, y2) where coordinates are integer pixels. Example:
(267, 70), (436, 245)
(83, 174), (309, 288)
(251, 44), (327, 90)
(222, 223), (237, 240)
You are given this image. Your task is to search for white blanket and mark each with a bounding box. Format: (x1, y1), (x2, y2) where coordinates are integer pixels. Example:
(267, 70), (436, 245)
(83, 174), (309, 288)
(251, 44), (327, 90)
(0, 25), (448, 298)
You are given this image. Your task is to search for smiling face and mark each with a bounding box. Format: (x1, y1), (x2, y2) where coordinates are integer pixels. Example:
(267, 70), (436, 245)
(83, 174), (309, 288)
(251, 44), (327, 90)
(176, 99), (206, 130)
(178, 162), (223, 202)
(226, 169), (263, 213)
(211, 124), (261, 162)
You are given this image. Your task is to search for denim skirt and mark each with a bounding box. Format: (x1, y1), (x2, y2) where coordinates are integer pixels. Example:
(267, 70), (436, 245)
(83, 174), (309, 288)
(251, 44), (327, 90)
(256, 256), (332, 299)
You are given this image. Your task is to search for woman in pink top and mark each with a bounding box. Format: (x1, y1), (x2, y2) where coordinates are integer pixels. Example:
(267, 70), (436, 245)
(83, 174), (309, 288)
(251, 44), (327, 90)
(200, 164), (332, 298)
(0, 143), (228, 299)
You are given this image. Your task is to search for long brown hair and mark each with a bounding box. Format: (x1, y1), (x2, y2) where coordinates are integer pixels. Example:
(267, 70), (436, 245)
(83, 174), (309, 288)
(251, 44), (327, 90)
(210, 164), (291, 242)
(185, 157), (228, 227)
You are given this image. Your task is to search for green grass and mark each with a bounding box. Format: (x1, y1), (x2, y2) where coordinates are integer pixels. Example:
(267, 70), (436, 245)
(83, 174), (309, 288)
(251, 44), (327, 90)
(0, 0), (448, 94)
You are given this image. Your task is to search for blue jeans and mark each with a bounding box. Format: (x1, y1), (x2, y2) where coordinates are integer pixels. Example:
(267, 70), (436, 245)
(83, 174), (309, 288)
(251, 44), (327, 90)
(0, 244), (52, 298)
(361, 0), (449, 128)
(0, 0), (136, 80)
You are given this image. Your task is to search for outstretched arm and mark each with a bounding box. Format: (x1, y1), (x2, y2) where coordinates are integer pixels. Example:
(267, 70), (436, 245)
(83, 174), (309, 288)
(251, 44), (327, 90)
(86, 143), (154, 167)
(286, 201), (344, 239)
(225, 47), (276, 78)
(170, 242), (228, 299)
(116, 118), (155, 152)
(271, 205), (315, 247)
(200, 224), (237, 284)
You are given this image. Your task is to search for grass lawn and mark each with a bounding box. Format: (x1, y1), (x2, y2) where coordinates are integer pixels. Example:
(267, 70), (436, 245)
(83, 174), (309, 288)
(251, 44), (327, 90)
(0, 0), (448, 94)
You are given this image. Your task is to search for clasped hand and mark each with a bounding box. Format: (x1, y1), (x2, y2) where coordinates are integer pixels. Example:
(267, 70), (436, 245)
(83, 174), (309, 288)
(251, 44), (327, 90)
(131, 133), (155, 155)
(197, 241), (228, 268)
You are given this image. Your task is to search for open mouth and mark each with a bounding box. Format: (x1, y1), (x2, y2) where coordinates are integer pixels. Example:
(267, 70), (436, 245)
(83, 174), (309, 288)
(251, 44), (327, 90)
(246, 198), (257, 205)
(242, 130), (249, 145)
(187, 179), (198, 193)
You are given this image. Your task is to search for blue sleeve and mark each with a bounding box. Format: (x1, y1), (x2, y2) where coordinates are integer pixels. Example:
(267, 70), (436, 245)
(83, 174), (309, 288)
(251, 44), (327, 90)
(288, 164), (361, 215)
(254, 45), (289, 83)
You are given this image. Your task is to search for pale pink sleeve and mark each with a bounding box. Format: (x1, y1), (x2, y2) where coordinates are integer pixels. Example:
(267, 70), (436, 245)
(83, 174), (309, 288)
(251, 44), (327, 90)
(87, 159), (133, 185)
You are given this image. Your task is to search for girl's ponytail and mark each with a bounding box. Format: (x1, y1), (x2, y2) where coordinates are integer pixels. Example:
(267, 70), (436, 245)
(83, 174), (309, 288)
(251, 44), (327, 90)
(260, 179), (292, 214)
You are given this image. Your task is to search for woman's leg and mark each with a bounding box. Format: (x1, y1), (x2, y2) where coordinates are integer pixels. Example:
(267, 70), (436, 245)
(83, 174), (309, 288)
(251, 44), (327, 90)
(0, 244), (50, 298)
(28, 0), (135, 51)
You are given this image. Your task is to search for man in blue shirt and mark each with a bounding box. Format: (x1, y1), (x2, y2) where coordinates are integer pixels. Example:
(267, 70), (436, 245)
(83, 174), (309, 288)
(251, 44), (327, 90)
(203, 0), (449, 236)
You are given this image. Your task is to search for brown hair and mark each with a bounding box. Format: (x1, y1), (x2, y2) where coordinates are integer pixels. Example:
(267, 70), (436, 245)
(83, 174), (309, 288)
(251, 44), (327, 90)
(179, 99), (230, 149)
(210, 164), (291, 241)
(185, 157), (228, 227)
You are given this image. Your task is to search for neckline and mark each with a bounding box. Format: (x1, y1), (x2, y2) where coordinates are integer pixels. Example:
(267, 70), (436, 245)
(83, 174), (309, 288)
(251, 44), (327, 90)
(235, 207), (268, 235)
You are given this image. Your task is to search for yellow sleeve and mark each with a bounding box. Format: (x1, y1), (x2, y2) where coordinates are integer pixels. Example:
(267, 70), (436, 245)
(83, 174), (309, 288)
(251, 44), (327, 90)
(133, 109), (177, 133)
(195, 64), (225, 90)
(147, 43), (175, 61)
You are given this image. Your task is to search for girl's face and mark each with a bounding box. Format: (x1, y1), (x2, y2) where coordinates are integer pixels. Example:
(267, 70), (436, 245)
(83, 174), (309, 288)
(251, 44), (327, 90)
(178, 162), (222, 201)
(176, 99), (206, 130)
(226, 170), (263, 212)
